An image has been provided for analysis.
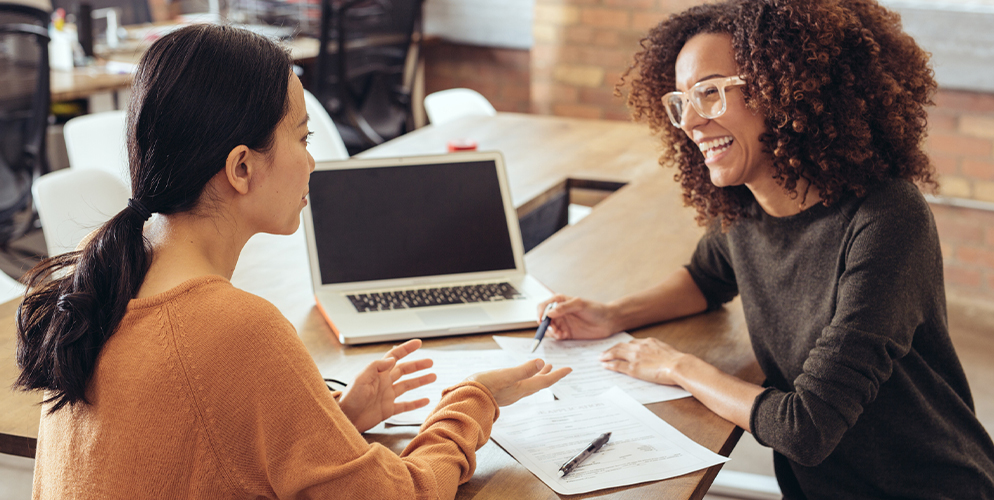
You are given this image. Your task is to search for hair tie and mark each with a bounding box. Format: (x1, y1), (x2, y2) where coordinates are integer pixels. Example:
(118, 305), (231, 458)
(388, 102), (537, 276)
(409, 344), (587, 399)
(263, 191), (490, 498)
(127, 198), (153, 221)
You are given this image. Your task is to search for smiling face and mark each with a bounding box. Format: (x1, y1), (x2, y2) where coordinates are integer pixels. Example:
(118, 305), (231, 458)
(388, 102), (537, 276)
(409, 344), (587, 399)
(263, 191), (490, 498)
(675, 33), (773, 190)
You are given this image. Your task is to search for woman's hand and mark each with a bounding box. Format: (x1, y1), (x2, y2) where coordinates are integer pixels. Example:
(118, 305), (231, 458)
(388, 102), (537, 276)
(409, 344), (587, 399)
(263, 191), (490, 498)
(468, 359), (572, 407)
(338, 339), (437, 433)
(599, 338), (689, 386)
(539, 294), (617, 340)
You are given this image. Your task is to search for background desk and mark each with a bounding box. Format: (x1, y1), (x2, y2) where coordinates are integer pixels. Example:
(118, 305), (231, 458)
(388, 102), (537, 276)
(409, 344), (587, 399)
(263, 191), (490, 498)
(50, 33), (319, 102)
(0, 113), (762, 499)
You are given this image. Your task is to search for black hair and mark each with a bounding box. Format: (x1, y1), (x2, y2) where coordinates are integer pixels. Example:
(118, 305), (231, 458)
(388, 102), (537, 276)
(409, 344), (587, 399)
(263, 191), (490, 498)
(14, 24), (293, 413)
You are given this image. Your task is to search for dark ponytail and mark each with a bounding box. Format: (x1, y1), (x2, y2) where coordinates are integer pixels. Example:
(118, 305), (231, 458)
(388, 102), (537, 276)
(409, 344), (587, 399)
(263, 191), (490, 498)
(14, 24), (293, 413)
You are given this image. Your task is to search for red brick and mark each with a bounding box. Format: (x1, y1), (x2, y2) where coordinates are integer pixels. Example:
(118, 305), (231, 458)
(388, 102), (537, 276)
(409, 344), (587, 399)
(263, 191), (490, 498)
(986, 227), (994, 248)
(565, 25), (595, 44)
(935, 217), (984, 245)
(927, 132), (993, 157)
(934, 90), (994, 114)
(576, 46), (633, 68)
(499, 84), (531, 103)
(532, 82), (580, 104)
(593, 29), (623, 47)
(931, 153), (959, 175)
(580, 8), (631, 29)
(987, 272), (994, 292)
(944, 263), (983, 288)
(956, 246), (994, 270)
(580, 86), (625, 107)
(553, 103), (604, 119)
(604, 108), (635, 122)
(927, 111), (958, 131)
(962, 158), (994, 181)
(603, 0), (655, 8)
(632, 11), (665, 31)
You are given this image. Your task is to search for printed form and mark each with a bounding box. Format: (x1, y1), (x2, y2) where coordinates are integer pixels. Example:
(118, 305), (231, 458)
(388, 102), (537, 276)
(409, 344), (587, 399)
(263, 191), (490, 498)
(490, 386), (728, 495)
(386, 348), (554, 425)
(493, 333), (691, 404)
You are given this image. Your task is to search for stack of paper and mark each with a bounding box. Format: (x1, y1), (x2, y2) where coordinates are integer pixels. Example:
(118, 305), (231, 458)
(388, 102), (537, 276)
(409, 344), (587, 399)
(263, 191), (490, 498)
(490, 387), (728, 495)
(493, 332), (692, 403)
(385, 348), (554, 425)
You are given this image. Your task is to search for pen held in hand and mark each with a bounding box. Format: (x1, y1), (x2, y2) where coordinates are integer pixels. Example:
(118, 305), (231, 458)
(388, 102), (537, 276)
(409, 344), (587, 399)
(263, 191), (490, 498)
(530, 302), (558, 353)
(559, 432), (611, 478)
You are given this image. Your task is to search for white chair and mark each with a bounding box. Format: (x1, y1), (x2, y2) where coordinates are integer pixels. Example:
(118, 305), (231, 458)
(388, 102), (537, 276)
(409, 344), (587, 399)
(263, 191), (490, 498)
(32, 169), (131, 257)
(303, 89), (349, 162)
(63, 110), (131, 189)
(423, 88), (497, 126)
(0, 270), (25, 305)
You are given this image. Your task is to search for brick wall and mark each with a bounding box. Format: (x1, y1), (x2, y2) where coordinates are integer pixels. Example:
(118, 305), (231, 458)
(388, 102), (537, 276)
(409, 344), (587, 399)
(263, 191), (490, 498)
(421, 1), (994, 306)
(422, 41), (532, 114)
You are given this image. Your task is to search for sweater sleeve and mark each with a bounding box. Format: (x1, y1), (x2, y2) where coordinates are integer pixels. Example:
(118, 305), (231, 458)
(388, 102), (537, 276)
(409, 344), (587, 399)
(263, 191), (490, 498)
(686, 226), (739, 311)
(749, 187), (942, 467)
(170, 291), (497, 500)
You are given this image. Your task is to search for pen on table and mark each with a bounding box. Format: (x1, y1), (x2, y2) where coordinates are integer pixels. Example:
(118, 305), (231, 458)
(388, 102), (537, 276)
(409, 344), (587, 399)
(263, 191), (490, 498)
(559, 432), (611, 478)
(530, 302), (557, 353)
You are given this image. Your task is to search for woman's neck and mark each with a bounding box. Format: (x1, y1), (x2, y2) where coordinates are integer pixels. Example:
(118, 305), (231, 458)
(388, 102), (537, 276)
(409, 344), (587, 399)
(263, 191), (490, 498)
(747, 175), (822, 218)
(136, 210), (250, 298)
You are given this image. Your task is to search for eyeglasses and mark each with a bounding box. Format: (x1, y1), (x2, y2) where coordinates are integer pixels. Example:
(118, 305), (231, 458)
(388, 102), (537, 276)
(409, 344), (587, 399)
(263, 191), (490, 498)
(662, 76), (746, 128)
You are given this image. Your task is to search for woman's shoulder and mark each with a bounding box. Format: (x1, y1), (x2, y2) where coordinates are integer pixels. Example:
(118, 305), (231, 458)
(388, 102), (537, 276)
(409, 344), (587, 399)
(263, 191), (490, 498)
(834, 179), (933, 231)
(130, 275), (291, 334)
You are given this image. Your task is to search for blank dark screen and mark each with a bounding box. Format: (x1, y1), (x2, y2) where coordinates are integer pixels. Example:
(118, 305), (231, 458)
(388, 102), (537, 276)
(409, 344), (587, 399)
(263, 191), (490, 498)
(309, 160), (517, 284)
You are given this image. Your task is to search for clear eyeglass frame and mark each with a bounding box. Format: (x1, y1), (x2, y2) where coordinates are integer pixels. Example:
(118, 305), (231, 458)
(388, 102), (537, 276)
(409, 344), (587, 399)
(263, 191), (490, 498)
(661, 76), (746, 128)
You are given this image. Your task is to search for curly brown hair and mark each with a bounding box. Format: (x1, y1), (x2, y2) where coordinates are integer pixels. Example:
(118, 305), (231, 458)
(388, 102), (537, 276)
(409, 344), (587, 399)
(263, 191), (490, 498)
(620, 0), (937, 226)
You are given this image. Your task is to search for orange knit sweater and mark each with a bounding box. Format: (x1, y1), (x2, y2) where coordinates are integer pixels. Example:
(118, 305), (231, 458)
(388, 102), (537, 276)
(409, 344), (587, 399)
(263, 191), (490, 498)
(32, 276), (499, 499)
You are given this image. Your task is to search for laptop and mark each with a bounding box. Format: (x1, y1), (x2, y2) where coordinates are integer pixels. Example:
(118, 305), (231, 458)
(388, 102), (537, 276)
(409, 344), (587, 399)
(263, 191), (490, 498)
(301, 151), (554, 345)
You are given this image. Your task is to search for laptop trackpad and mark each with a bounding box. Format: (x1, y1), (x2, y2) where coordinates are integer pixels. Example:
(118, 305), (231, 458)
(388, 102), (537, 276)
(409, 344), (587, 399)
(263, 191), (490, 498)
(417, 307), (492, 326)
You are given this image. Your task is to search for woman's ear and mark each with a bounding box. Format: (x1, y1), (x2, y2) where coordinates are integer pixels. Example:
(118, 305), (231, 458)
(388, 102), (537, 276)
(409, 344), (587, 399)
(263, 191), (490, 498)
(224, 145), (254, 195)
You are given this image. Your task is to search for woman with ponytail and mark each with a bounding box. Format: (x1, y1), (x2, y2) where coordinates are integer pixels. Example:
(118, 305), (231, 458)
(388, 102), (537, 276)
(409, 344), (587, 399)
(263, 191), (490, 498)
(15, 24), (569, 499)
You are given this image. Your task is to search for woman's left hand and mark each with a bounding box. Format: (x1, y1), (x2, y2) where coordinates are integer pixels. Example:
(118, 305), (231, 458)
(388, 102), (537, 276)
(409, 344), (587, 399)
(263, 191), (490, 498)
(338, 339), (437, 433)
(599, 338), (688, 386)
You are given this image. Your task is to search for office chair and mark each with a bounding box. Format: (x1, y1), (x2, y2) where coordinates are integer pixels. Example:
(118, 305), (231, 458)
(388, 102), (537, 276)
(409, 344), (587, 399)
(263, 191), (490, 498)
(0, 3), (49, 248)
(32, 169), (130, 257)
(63, 110), (131, 188)
(303, 89), (349, 162)
(0, 268), (24, 304)
(423, 88), (496, 126)
(312, 0), (424, 154)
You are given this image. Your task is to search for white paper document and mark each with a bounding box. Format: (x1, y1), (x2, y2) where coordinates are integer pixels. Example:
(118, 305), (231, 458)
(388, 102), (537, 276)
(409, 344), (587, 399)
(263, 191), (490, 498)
(490, 386), (729, 495)
(493, 333), (691, 404)
(386, 349), (554, 425)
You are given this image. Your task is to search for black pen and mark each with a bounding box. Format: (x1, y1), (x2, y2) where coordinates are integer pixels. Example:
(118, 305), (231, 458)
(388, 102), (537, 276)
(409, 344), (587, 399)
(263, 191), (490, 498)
(558, 432), (611, 478)
(530, 302), (557, 353)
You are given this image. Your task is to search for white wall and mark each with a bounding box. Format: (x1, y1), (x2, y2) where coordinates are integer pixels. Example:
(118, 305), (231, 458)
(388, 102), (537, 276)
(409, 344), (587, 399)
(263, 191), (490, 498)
(423, 0), (533, 50)
(880, 0), (994, 92)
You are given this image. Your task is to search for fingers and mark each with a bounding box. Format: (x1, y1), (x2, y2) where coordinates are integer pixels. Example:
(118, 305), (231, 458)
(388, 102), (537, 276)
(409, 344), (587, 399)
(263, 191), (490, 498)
(384, 339), (423, 362)
(393, 397), (431, 415)
(392, 372), (437, 396)
(545, 296), (584, 319)
(514, 366), (572, 395)
(375, 357), (398, 374)
(391, 358), (433, 382)
(537, 295), (569, 319)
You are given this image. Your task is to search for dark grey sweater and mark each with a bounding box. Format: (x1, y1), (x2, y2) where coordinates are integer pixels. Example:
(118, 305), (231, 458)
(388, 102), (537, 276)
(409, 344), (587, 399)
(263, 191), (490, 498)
(686, 180), (994, 499)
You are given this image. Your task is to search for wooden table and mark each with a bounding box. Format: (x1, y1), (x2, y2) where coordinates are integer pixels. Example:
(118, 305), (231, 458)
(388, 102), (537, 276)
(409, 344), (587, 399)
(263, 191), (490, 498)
(0, 113), (762, 499)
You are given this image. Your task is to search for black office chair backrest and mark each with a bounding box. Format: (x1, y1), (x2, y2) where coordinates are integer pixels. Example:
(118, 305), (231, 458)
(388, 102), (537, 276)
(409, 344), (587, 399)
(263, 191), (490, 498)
(313, 0), (423, 154)
(0, 3), (49, 245)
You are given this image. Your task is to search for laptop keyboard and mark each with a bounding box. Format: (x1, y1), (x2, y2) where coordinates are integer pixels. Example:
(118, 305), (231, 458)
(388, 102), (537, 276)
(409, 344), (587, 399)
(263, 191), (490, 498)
(347, 283), (525, 312)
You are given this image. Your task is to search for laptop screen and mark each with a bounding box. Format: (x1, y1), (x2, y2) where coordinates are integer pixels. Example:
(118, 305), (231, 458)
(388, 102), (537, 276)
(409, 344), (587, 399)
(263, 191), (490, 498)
(308, 159), (518, 285)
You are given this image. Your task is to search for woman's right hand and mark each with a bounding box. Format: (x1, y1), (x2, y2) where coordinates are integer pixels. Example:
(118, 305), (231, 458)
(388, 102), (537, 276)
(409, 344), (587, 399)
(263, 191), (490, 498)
(539, 294), (617, 340)
(468, 359), (571, 407)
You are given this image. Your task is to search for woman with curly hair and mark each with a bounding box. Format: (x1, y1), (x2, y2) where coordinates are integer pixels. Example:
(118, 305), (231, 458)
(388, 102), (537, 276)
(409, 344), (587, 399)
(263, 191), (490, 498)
(539, 0), (994, 497)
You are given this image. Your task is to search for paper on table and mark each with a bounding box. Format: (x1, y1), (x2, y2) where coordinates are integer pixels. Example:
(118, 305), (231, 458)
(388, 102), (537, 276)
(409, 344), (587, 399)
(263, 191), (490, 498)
(385, 349), (554, 425)
(490, 386), (728, 495)
(493, 333), (691, 404)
